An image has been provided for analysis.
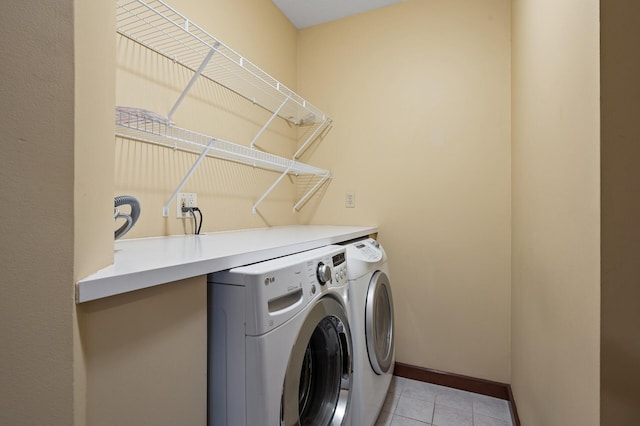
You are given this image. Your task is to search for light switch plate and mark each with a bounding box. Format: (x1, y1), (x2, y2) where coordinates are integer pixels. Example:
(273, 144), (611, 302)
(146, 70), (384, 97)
(345, 192), (356, 208)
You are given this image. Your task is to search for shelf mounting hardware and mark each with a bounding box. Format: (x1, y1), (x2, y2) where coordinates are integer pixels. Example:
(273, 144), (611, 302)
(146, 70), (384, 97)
(162, 138), (216, 217)
(167, 43), (220, 122)
(293, 117), (332, 160)
(252, 167), (291, 214)
(293, 174), (331, 212)
(249, 94), (291, 149)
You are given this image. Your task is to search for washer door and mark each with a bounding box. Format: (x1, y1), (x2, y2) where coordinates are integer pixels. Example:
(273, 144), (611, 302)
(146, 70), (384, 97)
(281, 297), (352, 426)
(365, 271), (395, 375)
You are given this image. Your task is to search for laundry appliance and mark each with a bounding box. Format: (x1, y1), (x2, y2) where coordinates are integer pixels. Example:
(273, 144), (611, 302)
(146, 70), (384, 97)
(344, 238), (395, 426)
(208, 245), (353, 425)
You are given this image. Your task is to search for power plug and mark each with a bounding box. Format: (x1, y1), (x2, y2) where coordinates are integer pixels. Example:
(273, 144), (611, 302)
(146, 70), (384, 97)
(176, 193), (197, 218)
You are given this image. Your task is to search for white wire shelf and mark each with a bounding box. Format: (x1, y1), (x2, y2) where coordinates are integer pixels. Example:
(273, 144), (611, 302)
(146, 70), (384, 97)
(115, 0), (333, 216)
(116, 0), (328, 127)
(116, 107), (332, 214)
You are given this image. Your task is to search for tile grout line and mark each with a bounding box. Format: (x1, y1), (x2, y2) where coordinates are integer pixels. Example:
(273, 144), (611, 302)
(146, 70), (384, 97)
(431, 395), (435, 425)
(471, 395), (474, 426)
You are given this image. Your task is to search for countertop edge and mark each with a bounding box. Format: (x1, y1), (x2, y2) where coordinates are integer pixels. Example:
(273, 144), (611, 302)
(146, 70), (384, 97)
(76, 225), (377, 303)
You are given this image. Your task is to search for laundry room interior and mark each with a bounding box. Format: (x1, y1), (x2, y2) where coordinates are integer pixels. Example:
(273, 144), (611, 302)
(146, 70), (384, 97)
(3, 0), (640, 425)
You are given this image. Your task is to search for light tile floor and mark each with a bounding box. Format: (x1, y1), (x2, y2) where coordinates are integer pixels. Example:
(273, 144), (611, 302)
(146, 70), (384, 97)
(375, 376), (514, 426)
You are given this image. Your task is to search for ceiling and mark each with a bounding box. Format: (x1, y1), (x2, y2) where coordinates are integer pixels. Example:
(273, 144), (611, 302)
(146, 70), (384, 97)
(272, 0), (405, 29)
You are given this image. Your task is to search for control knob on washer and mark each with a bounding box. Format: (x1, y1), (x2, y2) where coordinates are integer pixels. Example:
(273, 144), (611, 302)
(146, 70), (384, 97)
(316, 262), (332, 285)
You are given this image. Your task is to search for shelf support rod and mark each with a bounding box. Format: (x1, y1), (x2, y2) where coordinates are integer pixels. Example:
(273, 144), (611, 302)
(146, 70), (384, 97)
(249, 94), (291, 148)
(252, 166), (292, 213)
(293, 117), (331, 160)
(162, 138), (216, 217)
(167, 42), (220, 121)
(293, 174), (331, 212)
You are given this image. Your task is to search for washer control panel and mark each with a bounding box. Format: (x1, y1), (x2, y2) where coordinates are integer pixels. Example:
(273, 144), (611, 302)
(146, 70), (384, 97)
(332, 251), (348, 285)
(308, 249), (348, 287)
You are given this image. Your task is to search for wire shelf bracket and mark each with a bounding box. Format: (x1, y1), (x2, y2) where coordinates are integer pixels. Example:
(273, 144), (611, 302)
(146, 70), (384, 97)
(162, 138), (215, 217)
(250, 94), (291, 149)
(167, 43), (219, 121)
(293, 174), (331, 212)
(293, 117), (332, 160)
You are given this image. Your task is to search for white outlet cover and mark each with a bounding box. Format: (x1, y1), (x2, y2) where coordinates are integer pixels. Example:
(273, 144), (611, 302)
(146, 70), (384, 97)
(176, 192), (198, 218)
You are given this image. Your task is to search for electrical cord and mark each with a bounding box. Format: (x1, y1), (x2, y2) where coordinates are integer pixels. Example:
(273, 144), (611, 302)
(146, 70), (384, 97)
(188, 208), (197, 234)
(193, 207), (203, 235)
(182, 206), (204, 235)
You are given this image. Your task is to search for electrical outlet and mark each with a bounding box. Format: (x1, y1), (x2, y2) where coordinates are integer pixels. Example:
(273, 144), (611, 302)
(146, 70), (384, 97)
(345, 192), (356, 208)
(176, 192), (197, 218)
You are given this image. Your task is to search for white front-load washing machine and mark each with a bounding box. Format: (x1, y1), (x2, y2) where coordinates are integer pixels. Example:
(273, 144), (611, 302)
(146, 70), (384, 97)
(344, 238), (395, 426)
(208, 245), (353, 426)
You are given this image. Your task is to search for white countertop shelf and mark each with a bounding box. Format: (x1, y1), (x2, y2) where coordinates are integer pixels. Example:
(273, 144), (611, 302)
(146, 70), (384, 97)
(76, 225), (377, 303)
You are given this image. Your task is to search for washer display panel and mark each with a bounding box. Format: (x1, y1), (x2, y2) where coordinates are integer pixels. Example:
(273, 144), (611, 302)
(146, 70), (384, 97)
(281, 297), (352, 426)
(365, 271), (394, 374)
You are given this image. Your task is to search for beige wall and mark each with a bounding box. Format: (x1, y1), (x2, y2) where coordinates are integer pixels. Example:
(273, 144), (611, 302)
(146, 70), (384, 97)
(511, 0), (600, 424)
(80, 276), (207, 426)
(298, 0), (512, 383)
(73, 0), (117, 423)
(600, 1), (640, 424)
(1, 0), (116, 423)
(0, 1), (76, 424)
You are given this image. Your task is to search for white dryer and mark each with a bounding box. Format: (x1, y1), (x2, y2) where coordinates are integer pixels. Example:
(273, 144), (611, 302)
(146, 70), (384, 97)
(344, 238), (395, 426)
(208, 245), (353, 426)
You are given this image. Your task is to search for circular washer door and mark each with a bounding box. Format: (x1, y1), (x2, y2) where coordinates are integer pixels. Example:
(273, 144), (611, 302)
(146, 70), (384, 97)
(281, 297), (353, 426)
(365, 271), (395, 374)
